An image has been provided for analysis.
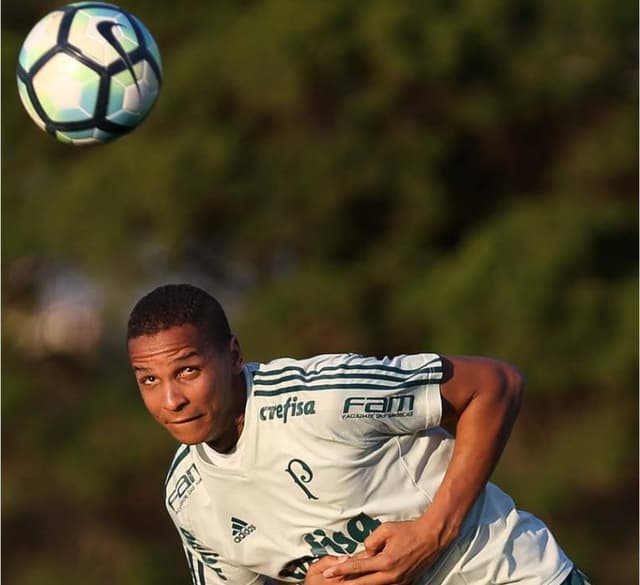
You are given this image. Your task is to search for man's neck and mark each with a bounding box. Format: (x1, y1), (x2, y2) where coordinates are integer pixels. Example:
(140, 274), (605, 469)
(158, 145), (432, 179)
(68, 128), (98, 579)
(207, 368), (247, 454)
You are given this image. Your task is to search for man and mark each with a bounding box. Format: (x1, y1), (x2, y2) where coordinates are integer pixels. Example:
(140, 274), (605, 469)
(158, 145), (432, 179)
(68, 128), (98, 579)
(127, 283), (589, 585)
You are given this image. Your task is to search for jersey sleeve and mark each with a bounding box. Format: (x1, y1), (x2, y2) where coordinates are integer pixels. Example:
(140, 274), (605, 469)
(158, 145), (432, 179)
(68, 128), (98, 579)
(253, 353), (443, 441)
(325, 353), (443, 437)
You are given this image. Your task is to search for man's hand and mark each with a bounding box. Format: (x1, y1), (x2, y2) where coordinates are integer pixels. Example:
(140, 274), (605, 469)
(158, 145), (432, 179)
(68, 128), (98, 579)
(304, 554), (349, 585)
(321, 518), (445, 585)
(305, 551), (373, 585)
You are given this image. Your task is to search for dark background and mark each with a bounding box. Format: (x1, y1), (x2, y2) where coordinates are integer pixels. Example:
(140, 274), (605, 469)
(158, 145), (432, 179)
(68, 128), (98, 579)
(2, 1), (638, 583)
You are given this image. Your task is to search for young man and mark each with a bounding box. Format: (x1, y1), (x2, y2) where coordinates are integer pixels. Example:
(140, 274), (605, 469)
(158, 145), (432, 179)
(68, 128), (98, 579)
(127, 284), (590, 585)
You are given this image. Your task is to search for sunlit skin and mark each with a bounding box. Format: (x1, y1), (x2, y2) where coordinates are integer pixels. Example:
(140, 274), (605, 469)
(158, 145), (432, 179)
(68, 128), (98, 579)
(128, 324), (247, 452)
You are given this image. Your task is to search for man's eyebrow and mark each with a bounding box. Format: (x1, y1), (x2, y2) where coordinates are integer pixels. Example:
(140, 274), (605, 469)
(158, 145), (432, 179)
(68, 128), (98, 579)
(131, 351), (202, 372)
(173, 351), (200, 362)
(133, 365), (152, 372)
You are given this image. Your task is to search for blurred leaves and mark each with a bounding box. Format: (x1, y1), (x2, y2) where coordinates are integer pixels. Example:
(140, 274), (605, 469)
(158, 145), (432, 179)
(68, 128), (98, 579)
(2, 0), (637, 584)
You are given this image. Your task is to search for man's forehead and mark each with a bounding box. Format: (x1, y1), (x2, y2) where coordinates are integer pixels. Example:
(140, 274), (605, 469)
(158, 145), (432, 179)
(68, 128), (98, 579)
(128, 324), (214, 359)
(130, 348), (203, 372)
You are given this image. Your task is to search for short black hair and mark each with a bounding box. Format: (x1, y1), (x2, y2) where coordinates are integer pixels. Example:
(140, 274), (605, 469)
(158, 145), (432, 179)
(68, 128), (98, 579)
(127, 284), (231, 350)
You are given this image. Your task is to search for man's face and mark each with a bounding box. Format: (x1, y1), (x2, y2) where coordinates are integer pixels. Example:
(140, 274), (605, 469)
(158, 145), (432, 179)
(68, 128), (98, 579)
(128, 323), (245, 448)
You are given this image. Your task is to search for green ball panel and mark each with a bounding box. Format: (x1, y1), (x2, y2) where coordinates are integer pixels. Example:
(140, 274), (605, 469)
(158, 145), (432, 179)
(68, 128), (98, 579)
(33, 53), (100, 122)
(55, 128), (118, 145)
(55, 131), (74, 144)
(93, 128), (119, 141)
(106, 109), (140, 127)
(18, 10), (64, 71)
(106, 62), (160, 124)
(17, 78), (46, 130)
(69, 7), (139, 67)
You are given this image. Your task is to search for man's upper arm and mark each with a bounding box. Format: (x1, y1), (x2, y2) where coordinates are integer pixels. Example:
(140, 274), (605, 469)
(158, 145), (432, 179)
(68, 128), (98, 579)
(439, 356), (525, 424)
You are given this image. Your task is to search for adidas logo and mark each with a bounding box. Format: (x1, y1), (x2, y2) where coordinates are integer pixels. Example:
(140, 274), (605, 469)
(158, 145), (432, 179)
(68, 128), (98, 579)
(231, 516), (256, 543)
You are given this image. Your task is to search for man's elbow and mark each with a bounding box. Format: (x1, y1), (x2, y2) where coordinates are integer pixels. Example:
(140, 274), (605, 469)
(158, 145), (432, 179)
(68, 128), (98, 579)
(498, 361), (525, 416)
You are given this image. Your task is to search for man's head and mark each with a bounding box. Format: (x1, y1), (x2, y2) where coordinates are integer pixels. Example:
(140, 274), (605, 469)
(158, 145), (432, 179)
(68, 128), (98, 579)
(127, 284), (246, 450)
(127, 283), (231, 350)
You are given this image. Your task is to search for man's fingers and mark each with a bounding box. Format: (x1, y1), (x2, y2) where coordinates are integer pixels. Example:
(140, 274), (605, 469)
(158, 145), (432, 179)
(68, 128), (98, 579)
(352, 549), (372, 560)
(322, 555), (387, 579)
(363, 528), (387, 555)
(308, 555), (348, 575)
(322, 563), (398, 585)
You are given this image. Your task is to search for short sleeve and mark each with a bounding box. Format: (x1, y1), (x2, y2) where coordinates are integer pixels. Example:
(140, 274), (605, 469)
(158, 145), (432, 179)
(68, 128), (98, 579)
(252, 353), (443, 442)
(324, 353), (443, 437)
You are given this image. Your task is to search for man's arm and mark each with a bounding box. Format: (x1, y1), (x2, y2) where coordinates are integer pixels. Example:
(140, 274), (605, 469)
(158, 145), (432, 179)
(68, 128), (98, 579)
(419, 356), (524, 555)
(318, 355), (524, 585)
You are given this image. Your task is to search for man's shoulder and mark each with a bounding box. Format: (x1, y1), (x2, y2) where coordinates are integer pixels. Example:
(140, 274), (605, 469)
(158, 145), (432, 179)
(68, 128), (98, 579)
(248, 354), (370, 392)
(163, 444), (204, 517)
(252, 353), (359, 373)
(246, 353), (443, 414)
(249, 352), (443, 380)
(164, 443), (195, 489)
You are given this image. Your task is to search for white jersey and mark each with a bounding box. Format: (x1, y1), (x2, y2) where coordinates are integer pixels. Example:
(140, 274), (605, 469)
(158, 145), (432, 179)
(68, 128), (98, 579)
(164, 353), (572, 585)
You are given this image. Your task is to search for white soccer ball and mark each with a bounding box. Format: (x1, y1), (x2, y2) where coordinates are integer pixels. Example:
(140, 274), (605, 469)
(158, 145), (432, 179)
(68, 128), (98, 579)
(17, 2), (163, 145)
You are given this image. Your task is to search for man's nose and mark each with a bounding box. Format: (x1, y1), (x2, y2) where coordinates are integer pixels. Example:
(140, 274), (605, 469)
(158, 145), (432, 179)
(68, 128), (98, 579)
(164, 381), (188, 411)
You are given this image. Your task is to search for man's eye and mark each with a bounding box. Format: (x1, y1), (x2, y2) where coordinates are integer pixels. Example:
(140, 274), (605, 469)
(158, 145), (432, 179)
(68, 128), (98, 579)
(180, 367), (199, 377)
(140, 376), (157, 385)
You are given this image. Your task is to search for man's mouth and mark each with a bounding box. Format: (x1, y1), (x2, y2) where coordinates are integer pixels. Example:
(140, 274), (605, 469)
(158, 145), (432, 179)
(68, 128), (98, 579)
(169, 415), (203, 425)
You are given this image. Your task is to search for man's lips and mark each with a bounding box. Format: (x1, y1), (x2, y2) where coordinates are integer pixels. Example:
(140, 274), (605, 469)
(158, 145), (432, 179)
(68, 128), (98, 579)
(169, 414), (203, 425)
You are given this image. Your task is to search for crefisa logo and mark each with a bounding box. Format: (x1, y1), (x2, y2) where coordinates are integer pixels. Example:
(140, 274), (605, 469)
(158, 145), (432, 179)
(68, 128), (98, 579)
(279, 512), (382, 580)
(342, 394), (415, 419)
(259, 396), (316, 423)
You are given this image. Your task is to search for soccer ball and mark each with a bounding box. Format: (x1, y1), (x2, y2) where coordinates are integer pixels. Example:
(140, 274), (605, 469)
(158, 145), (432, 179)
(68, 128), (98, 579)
(16, 2), (162, 145)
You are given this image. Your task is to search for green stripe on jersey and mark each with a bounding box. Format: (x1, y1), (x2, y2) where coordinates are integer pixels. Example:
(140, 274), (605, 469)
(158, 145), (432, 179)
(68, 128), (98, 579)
(254, 360), (442, 381)
(253, 376), (438, 397)
(197, 559), (206, 585)
(187, 551), (206, 585)
(165, 445), (191, 486)
(254, 370), (440, 386)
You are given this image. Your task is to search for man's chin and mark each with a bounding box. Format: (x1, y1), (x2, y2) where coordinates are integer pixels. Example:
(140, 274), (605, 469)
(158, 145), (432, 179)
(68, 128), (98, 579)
(164, 421), (212, 445)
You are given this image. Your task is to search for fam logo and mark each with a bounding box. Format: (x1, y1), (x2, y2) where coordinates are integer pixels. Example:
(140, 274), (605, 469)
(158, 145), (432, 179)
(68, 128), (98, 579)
(342, 394), (415, 419)
(259, 396), (316, 424)
(231, 516), (256, 543)
(279, 513), (381, 580)
(168, 463), (202, 512)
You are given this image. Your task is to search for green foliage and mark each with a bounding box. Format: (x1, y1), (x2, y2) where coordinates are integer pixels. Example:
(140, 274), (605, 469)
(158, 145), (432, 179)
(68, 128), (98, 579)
(2, 0), (637, 584)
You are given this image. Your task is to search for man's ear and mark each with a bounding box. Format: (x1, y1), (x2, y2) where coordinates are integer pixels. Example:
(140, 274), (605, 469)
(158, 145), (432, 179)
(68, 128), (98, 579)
(228, 335), (244, 373)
